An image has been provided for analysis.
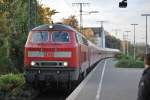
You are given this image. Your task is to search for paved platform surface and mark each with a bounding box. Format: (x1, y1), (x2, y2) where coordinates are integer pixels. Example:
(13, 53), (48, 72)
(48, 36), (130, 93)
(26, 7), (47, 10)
(66, 58), (143, 100)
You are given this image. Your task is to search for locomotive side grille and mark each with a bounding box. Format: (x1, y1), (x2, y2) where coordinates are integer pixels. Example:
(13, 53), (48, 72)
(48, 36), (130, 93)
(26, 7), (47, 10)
(33, 61), (65, 67)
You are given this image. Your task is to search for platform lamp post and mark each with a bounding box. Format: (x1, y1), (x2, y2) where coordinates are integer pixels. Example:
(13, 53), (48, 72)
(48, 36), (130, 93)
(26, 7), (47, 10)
(131, 24), (138, 60)
(82, 11), (99, 27)
(141, 14), (150, 54)
(122, 31), (126, 55)
(88, 11), (99, 15)
(82, 11), (99, 16)
(125, 31), (131, 56)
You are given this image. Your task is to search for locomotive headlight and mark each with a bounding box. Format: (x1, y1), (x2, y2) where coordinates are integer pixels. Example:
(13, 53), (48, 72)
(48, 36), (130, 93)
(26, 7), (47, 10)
(63, 62), (68, 67)
(31, 61), (36, 66)
(49, 25), (53, 29)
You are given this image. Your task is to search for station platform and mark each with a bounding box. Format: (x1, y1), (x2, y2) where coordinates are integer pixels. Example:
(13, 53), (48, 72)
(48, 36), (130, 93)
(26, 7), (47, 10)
(66, 58), (143, 100)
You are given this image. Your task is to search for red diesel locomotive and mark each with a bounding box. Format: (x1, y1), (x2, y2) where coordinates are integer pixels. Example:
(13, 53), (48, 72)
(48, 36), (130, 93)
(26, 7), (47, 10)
(24, 23), (119, 88)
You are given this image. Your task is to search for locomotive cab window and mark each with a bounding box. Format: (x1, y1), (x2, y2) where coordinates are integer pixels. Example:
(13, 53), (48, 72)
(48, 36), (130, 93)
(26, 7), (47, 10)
(76, 33), (88, 46)
(76, 33), (84, 44)
(52, 31), (70, 42)
(82, 37), (88, 46)
(31, 31), (48, 43)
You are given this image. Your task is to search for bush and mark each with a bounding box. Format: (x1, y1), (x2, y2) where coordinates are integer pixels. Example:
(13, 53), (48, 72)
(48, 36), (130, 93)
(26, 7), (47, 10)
(116, 59), (129, 68)
(132, 60), (144, 68)
(115, 53), (131, 60)
(115, 53), (123, 59)
(0, 73), (25, 93)
(115, 53), (144, 68)
(0, 73), (37, 100)
(115, 58), (144, 68)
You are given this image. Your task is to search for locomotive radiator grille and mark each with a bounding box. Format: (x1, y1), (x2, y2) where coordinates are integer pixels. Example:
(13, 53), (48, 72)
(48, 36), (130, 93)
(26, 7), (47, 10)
(32, 61), (66, 67)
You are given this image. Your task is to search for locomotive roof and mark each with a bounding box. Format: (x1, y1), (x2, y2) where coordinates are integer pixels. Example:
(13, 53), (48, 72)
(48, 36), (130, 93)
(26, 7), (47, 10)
(32, 23), (78, 32)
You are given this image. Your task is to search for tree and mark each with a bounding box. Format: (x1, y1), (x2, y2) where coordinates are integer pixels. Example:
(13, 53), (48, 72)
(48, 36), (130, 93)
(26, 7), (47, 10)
(62, 15), (79, 29)
(37, 4), (56, 24)
(82, 28), (95, 43)
(0, 0), (56, 73)
(82, 28), (94, 38)
(105, 34), (121, 49)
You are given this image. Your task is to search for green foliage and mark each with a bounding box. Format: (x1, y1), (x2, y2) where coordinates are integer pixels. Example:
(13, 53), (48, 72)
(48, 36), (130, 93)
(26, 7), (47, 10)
(62, 15), (79, 30)
(0, 0), (28, 73)
(115, 53), (130, 60)
(0, 0), (56, 74)
(105, 35), (121, 49)
(116, 59), (144, 68)
(0, 73), (37, 100)
(0, 73), (25, 93)
(115, 53), (144, 68)
(37, 4), (56, 24)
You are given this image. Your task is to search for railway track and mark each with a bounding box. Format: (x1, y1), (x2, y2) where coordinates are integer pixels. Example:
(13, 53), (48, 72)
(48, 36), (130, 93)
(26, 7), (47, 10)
(32, 86), (75, 100)
(32, 61), (100, 100)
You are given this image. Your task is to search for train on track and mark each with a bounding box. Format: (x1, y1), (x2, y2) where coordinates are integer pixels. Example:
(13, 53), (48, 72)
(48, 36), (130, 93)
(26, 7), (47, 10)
(24, 23), (119, 89)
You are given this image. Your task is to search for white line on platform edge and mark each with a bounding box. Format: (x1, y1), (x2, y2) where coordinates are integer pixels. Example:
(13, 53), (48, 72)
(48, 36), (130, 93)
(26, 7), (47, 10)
(66, 61), (105, 100)
(95, 60), (107, 100)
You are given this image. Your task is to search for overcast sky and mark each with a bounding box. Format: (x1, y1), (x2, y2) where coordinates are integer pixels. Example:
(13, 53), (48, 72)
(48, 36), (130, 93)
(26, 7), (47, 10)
(39, 0), (150, 44)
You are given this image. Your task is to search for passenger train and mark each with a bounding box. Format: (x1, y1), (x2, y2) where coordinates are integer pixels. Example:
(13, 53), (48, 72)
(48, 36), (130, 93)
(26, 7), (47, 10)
(24, 23), (119, 88)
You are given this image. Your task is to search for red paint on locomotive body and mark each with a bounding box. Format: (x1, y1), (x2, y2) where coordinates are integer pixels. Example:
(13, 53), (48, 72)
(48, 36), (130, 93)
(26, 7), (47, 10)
(24, 31), (78, 69)
(24, 23), (120, 87)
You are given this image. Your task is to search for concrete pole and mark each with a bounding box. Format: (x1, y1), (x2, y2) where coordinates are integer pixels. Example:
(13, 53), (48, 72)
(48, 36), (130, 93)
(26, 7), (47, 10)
(131, 24), (138, 60)
(125, 31), (131, 56)
(141, 14), (150, 54)
(72, 3), (89, 33)
(146, 16), (148, 54)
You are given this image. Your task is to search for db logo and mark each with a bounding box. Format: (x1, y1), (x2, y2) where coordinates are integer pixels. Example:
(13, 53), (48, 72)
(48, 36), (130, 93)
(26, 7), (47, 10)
(46, 52), (54, 57)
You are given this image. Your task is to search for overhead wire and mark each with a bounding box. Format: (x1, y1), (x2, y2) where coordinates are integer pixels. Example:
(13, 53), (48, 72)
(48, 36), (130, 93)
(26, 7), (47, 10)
(63, 0), (79, 15)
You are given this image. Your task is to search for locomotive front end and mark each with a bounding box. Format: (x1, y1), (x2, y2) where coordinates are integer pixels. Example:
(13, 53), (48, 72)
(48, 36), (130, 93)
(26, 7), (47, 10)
(24, 24), (79, 86)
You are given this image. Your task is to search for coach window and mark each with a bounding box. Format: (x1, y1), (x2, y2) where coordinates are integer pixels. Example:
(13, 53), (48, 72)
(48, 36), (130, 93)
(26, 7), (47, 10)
(31, 31), (48, 43)
(52, 31), (69, 42)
